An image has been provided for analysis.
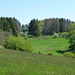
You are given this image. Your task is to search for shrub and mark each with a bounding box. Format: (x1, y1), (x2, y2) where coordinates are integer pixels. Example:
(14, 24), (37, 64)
(0, 45), (3, 48)
(4, 36), (32, 52)
(64, 52), (75, 58)
(38, 51), (41, 54)
(61, 32), (68, 37)
(24, 36), (28, 40)
(47, 53), (53, 55)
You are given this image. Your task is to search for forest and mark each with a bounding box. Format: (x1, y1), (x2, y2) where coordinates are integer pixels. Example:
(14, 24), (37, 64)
(0, 17), (73, 36)
(22, 18), (72, 35)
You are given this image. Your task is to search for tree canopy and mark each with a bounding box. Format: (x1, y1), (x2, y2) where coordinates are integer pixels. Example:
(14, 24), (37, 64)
(68, 23), (75, 50)
(0, 17), (21, 36)
(28, 19), (41, 37)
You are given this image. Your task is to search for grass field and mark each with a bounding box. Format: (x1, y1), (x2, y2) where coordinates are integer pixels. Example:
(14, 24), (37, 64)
(0, 36), (74, 75)
(0, 48), (75, 75)
(28, 36), (70, 55)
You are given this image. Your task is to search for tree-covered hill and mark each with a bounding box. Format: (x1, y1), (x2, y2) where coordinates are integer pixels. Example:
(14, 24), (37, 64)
(27, 18), (72, 36)
(38, 18), (72, 35)
(0, 17), (22, 36)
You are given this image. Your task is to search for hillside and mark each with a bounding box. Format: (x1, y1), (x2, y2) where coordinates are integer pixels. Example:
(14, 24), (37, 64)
(0, 48), (75, 75)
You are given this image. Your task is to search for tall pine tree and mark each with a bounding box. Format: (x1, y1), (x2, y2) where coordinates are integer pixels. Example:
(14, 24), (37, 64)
(28, 19), (40, 37)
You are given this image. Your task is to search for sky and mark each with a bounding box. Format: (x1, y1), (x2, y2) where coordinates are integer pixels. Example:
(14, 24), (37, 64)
(0, 0), (75, 25)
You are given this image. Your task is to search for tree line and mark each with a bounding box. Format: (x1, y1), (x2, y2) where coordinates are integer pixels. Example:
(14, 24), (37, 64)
(27, 18), (72, 36)
(43, 18), (71, 35)
(0, 17), (21, 36)
(0, 17), (72, 37)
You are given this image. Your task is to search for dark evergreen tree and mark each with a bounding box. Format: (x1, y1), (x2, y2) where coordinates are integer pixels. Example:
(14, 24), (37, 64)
(12, 23), (18, 36)
(59, 18), (65, 32)
(28, 19), (41, 37)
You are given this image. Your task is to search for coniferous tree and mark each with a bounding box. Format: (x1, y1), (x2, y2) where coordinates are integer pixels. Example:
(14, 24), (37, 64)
(28, 19), (41, 37)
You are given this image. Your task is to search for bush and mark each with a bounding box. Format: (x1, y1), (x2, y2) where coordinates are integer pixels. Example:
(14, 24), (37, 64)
(4, 36), (32, 52)
(61, 32), (68, 37)
(64, 52), (75, 58)
(47, 53), (53, 55)
(38, 51), (41, 54)
(24, 36), (28, 40)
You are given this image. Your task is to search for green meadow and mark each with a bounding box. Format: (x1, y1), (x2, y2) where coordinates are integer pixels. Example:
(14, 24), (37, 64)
(28, 36), (70, 55)
(0, 36), (75, 75)
(0, 48), (75, 75)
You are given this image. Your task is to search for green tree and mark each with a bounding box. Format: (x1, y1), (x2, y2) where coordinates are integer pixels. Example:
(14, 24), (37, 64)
(69, 23), (75, 32)
(6, 17), (18, 36)
(68, 23), (75, 50)
(28, 19), (41, 37)
(69, 31), (75, 50)
(0, 17), (10, 31)
(59, 18), (65, 32)
(0, 17), (20, 36)
(22, 24), (27, 33)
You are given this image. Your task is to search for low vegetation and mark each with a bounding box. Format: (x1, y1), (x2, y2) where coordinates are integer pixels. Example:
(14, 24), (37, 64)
(28, 36), (70, 55)
(4, 36), (32, 52)
(64, 52), (75, 58)
(0, 48), (75, 75)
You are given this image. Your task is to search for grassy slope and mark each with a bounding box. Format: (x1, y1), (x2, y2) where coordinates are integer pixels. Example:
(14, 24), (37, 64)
(0, 48), (75, 75)
(28, 36), (70, 55)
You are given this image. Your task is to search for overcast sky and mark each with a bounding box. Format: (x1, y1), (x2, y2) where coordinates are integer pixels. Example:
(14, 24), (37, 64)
(0, 0), (75, 25)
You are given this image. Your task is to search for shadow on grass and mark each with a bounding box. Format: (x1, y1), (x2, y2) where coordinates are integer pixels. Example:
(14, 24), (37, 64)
(56, 49), (75, 54)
